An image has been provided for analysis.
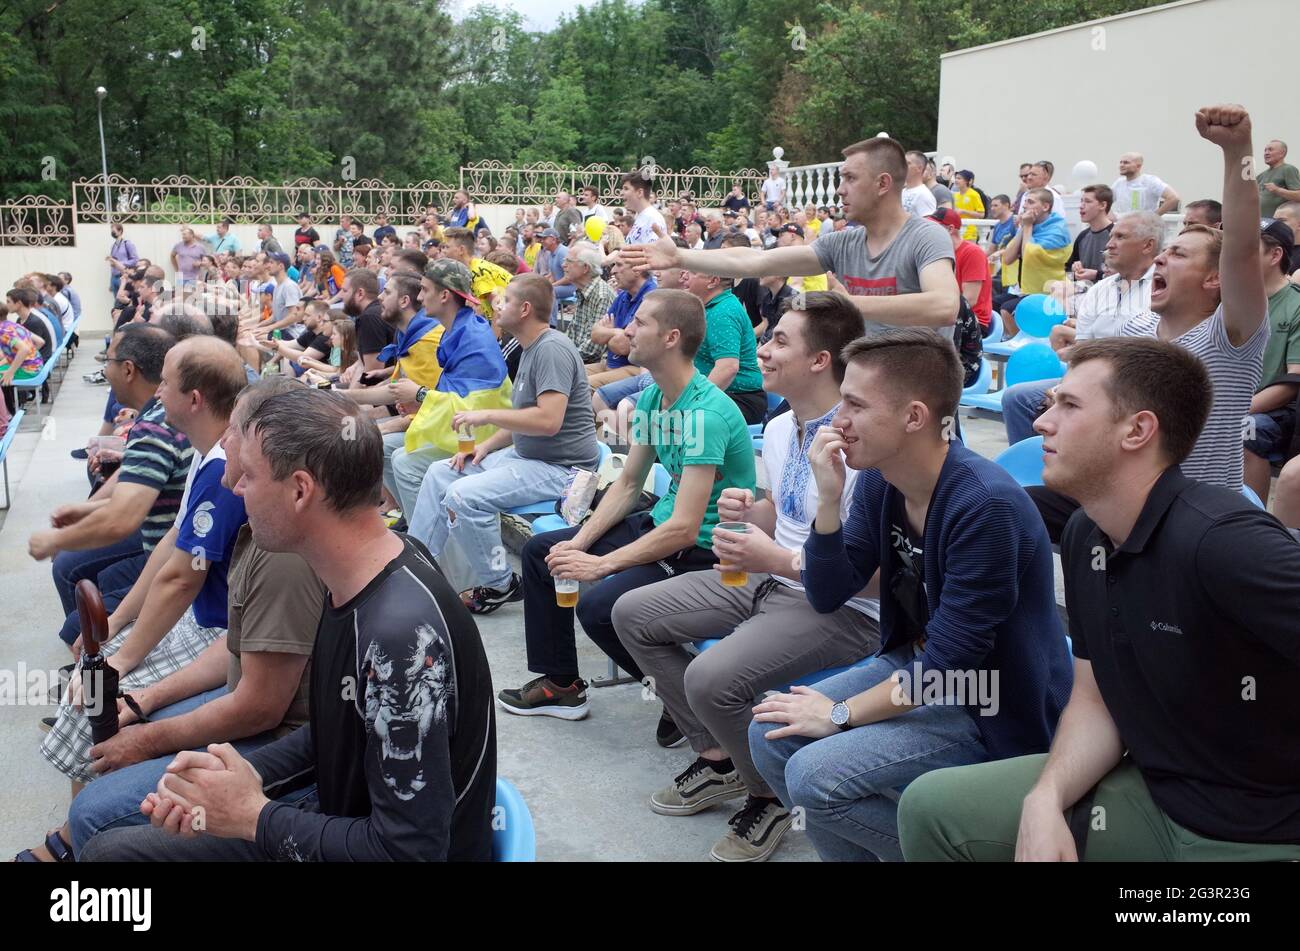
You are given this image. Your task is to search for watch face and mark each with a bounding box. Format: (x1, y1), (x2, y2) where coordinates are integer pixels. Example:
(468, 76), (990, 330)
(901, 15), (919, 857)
(830, 702), (849, 726)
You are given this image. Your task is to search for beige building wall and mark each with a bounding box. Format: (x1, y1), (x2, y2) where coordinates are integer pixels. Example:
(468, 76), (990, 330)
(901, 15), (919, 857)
(938, 0), (1295, 204)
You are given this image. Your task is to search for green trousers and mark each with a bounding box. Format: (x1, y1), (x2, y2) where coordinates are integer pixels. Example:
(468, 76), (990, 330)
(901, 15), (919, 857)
(898, 754), (1300, 862)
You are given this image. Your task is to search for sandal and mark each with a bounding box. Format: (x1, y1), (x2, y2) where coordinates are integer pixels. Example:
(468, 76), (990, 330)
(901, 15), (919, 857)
(14, 830), (74, 863)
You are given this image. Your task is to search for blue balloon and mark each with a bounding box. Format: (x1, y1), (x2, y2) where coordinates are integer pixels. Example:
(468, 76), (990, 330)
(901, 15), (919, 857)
(1014, 293), (1066, 338)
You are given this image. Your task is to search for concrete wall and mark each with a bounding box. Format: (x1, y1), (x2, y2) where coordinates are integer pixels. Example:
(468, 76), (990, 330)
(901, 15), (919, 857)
(937, 0), (1294, 203)
(0, 204), (561, 335)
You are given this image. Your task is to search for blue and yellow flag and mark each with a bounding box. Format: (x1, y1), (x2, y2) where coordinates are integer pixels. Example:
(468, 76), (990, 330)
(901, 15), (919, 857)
(405, 308), (512, 454)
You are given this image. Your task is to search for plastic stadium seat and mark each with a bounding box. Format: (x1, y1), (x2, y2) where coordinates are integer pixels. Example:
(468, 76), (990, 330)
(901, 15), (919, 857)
(1241, 484), (1265, 509)
(1, 408), (26, 510)
(1012, 294), (1066, 339)
(492, 778), (536, 862)
(531, 459), (669, 536)
(963, 357), (993, 398)
(505, 443), (611, 518)
(960, 343), (1064, 417)
(983, 330), (1034, 359)
(984, 309), (1004, 345)
(994, 436), (1046, 488)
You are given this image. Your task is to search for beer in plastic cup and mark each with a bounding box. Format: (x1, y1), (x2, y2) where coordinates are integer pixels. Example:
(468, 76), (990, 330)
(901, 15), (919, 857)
(716, 522), (750, 587)
(554, 576), (580, 608)
(457, 422), (476, 455)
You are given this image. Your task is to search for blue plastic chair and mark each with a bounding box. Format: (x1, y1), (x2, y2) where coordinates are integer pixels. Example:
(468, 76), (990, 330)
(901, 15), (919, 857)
(766, 391), (783, 414)
(531, 460), (669, 536)
(0, 408), (26, 510)
(1241, 484), (1265, 509)
(492, 777), (536, 862)
(994, 436), (1046, 488)
(960, 343), (1064, 417)
(505, 443), (611, 518)
(984, 309), (1004, 345)
(962, 357), (993, 397)
(1011, 294), (1067, 339)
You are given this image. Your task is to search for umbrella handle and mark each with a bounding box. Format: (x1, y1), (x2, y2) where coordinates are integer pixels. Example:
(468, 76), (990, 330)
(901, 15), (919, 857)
(74, 579), (110, 656)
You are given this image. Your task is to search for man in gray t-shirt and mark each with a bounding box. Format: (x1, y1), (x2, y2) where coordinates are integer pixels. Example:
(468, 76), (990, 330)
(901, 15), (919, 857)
(620, 137), (961, 332)
(405, 275), (601, 610)
(811, 217), (955, 334)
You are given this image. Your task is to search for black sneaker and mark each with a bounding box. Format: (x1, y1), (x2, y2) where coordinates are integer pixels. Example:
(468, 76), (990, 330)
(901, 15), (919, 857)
(461, 572), (523, 615)
(70, 448), (89, 460)
(710, 796), (793, 862)
(497, 675), (590, 720)
(83, 369), (107, 385)
(656, 708), (686, 748)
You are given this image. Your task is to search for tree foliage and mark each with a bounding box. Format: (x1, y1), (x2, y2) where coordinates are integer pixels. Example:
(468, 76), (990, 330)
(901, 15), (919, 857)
(0, 0), (1168, 199)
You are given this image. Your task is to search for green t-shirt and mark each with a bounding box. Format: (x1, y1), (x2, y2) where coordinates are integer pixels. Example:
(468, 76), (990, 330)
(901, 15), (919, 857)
(1261, 283), (1300, 387)
(1259, 163), (1300, 218)
(634, 372), (757, 549)
(695, 289), (765, 394)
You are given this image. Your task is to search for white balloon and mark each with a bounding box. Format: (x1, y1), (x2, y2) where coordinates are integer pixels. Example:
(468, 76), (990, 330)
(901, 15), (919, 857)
(1072, 160), (1098, 182)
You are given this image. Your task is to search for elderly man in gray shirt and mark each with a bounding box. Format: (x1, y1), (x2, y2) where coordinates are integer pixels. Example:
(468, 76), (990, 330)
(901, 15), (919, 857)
(406, 272), (601, 613)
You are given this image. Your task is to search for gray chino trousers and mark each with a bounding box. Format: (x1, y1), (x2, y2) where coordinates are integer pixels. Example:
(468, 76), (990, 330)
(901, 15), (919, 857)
(613, 571), (880, 796)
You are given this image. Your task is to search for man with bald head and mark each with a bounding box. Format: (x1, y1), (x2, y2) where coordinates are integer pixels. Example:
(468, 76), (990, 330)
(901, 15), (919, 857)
(1111, 152), (1181, 214)
(1260, 140), (1300, 218)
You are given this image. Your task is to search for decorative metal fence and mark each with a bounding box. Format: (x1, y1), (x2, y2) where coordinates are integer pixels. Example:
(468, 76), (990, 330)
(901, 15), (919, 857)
(0, 163), (767, 246)
(0, 195), (76, 247)
(70, 175), (461, 225)
(458, 161), (765, 207)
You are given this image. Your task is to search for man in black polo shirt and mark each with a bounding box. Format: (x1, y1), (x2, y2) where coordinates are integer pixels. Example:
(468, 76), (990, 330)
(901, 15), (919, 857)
(898, 337), (1300, 861)
(81, 388), (496, 861)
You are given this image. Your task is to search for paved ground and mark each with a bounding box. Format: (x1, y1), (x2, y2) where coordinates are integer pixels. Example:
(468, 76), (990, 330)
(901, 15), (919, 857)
(0, 346), (1024, 862)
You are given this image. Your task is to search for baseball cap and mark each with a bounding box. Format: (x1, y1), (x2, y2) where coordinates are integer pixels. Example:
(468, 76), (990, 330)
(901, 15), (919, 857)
(773, 223), (804, 238)
(928, 208), (963, 231)
(540, 228), (561, 240)
(1261, 218), (1295, 259)
(269, 251), (292, 270)
(423, 259), (481, 308)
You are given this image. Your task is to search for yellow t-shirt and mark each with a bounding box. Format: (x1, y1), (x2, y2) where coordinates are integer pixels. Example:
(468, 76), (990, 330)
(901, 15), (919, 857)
(390, 322), (445, 389)
(469, 258), (514, 319)
(523, 243), (540, 269)
(806, 218), (822, 237)
(954, 188), (985, 242)
(789, 273), (829, 292)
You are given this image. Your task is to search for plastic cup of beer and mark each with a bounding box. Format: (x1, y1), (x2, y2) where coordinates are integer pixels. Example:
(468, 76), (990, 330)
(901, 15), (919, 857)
(456, 422), (476, 455)
(716, 522), (750, 587)
(554, 576), (580, 608)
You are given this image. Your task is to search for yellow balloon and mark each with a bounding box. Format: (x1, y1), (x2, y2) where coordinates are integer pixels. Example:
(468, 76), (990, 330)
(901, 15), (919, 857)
(584, 216), (607, 242)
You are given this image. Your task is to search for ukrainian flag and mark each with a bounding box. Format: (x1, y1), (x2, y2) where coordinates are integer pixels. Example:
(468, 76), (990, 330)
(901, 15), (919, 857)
(405, 307), (513, 455)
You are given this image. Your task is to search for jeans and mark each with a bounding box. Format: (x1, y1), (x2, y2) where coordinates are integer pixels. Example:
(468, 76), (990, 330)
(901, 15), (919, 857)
(380, 430), (406, 505)
(748, 643), (987, 862)
(389, 443), (451, 521)
(407, 447), (574, 591)
(110, 271), (121, 296)
(52, 531), (145, 616)
(520, 511), (716, 684)
(67, 686), (283, 855)
(1001, 380), (1055, 446)
(57, 551), (149, 646)
(596, 371), (651, 409)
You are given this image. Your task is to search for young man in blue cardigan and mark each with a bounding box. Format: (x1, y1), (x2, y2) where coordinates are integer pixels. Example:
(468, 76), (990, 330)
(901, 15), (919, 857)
(748, 327), (1072, 862)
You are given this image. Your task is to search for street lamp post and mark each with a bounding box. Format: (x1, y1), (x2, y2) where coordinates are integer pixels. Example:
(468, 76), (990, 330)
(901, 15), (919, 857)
(95, 86), (111, 222)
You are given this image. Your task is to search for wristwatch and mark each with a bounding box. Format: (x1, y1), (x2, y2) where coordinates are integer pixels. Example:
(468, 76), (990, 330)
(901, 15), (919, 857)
(829, 701), (853, 731)
(415, 385), (429, 403)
